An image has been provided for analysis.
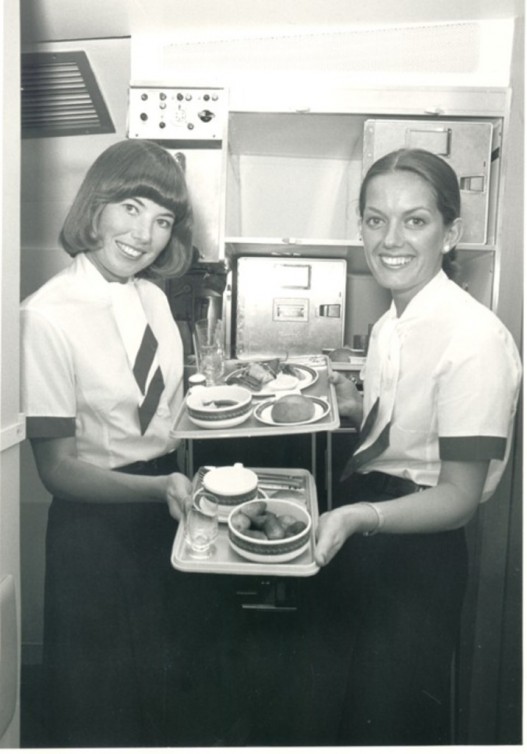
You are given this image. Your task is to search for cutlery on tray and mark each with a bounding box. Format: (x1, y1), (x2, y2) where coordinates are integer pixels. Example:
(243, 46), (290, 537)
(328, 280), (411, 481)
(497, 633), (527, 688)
(197, 466), (304, 489)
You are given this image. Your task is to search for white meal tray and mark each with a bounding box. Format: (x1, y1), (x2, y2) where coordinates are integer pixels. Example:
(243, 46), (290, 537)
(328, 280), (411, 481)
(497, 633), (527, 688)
(171, 467), (320, 577)
(170, 355), (340, 440)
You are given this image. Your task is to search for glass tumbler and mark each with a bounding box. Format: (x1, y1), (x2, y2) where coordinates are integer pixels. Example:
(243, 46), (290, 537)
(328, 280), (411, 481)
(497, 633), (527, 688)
(194, 319), (225, 386)
(184, 489), (219, 559)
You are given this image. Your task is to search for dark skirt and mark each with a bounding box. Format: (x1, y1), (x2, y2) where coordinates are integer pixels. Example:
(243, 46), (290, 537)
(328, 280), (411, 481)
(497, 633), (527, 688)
(42, 455), (230, 748)
(318, 471), (469, 746)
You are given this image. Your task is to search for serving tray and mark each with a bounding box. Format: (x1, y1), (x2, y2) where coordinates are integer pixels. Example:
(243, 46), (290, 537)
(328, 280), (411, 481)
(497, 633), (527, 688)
(171, 467), (320, 577)
(170, 355), (340, 440)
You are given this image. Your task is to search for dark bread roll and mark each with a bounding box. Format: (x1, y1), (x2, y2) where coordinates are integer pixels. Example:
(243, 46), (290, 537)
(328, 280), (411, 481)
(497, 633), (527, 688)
(328, 347), (354, 363)
(271, 394), (315, 423)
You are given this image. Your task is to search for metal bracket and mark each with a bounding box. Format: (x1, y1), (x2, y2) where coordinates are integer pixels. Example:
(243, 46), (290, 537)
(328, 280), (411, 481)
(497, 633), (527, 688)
(0, 414), (26, 452)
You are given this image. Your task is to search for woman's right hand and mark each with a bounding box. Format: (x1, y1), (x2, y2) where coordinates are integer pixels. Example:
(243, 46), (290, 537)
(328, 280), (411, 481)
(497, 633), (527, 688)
(328, 369), (363, 424)
(166, 472), (193, 521)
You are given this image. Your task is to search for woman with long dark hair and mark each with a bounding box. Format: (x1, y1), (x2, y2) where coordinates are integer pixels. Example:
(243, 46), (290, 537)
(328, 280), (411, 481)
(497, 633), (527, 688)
(316, 148), (521, 745)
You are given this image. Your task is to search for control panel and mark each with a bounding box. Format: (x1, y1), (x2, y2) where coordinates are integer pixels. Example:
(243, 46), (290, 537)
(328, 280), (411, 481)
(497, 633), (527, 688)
(128, 86), (227, 141)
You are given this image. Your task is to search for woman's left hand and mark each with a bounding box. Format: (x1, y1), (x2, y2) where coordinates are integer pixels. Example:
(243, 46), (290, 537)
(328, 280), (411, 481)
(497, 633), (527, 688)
(314, 507), (356, 566)
(315, 511), (344, 566)
(166, 472), (193, 521)
(315, 503), (379, 566)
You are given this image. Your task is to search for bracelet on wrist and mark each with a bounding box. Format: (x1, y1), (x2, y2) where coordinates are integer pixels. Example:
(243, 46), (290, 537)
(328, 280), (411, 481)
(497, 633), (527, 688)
(362, 502), (385, 536)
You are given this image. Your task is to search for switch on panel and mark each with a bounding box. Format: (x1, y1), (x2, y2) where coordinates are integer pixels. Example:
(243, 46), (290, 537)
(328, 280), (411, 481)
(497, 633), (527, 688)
(128, 86), (227, 140)
(0, 575), (18, 738)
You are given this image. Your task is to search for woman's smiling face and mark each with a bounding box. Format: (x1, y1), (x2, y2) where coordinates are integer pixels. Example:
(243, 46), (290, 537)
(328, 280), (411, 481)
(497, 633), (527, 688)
(90, 196), (175, 282)
(361, 171), (461, 313)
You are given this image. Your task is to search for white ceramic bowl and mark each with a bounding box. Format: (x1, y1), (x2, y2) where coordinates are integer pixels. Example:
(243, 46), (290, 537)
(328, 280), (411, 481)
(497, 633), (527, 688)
(227, 498), (312, 563)
(186, 385), (252, 428)
(202, 464), (259, 507)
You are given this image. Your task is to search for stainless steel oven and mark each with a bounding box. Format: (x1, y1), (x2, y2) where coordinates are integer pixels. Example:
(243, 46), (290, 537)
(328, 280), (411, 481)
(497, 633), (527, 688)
(231, 256), (346, 359)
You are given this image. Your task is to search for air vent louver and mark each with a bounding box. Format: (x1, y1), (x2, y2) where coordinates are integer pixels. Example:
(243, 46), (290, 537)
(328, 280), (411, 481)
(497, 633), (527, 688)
(22, 51), (115, 138)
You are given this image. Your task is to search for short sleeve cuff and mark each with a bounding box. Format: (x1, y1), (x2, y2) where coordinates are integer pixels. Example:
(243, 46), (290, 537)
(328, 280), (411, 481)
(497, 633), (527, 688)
(26, 416), (76, 439)
(439, 435), (507, 462)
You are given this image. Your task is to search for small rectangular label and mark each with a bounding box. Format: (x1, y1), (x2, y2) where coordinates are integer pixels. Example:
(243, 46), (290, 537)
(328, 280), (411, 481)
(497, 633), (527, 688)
(273, 298), (309, 322)
(406, 128), (451, 156)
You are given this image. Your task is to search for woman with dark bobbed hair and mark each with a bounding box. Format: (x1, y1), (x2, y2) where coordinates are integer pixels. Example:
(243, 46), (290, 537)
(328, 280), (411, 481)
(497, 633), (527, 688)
(314, 148), (521, 745)
(60, 138), (193, 277)
(20, 139), (217, 747)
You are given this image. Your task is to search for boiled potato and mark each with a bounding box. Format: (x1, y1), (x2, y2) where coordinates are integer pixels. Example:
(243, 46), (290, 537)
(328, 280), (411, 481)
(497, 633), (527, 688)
(244, 529), (268, 540)
(231, 511), (252, 532)
(285, 520), (307, 537)
(249, 514), (269, 530)
(262, 513), (286, 540)
(271, 394), (315, 423)
(278, 514), (297, 529)
(242, 500), (267, 521)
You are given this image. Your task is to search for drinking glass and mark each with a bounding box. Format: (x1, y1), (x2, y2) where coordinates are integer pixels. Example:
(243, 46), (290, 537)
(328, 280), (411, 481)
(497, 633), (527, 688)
(184, 489), (219, 559)
(194, 319), (225, 386)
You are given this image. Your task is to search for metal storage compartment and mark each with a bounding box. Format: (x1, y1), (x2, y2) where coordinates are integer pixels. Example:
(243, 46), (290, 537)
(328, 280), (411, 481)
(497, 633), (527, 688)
(233, 257), (346, 358)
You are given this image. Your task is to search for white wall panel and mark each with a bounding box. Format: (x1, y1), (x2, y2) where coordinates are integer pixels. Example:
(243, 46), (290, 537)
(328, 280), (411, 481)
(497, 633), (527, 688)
(131, 19), (515, 88)
(0, 0), (21, 745)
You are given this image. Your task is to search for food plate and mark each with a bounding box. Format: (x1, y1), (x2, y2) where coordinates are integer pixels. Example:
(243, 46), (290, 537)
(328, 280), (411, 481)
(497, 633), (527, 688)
(226, 363), (318, 397)
(253, 396), (330, 427)
(228, 538), (310, 564)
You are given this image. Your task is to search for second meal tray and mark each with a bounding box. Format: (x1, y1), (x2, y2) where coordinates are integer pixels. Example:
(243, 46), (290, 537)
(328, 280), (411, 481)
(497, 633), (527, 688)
(171, 467), (320, 577)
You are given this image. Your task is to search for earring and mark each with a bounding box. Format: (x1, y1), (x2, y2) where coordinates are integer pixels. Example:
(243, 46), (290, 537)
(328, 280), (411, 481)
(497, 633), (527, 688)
(443, 244), (450, 252)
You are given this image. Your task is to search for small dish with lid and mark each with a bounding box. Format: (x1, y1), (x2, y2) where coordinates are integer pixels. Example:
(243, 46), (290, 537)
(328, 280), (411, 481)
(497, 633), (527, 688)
(201, 463), (259, 508)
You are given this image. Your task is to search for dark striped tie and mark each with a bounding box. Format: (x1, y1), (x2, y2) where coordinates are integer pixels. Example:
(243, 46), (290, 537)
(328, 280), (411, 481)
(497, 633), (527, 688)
(134, 325), (165, 435)
(340, 397), (390, 480)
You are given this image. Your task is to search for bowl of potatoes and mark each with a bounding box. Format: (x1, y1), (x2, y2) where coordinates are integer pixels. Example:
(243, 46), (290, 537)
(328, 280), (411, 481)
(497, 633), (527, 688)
(227, 498), (312, 563)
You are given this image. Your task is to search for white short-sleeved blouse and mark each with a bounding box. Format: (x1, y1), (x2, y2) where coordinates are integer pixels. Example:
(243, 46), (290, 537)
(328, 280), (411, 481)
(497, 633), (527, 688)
(356, 271), (522, 501)
(21, 253), (184, 469)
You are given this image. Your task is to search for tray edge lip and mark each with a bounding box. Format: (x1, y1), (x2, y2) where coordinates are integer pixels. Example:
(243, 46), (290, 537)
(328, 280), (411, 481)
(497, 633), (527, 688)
(170, 549), (320, 577)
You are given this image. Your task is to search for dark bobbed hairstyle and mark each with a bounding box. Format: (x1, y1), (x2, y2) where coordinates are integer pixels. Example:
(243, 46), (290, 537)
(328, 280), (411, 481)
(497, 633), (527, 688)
(59, 139), (193, 280)
(359, 148), (462, 279)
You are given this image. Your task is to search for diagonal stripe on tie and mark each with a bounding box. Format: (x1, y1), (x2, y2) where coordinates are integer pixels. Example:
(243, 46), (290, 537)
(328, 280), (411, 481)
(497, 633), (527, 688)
(340, 421), (391, 480)
(138, 366), (165, 435)
(340, 398), (391, 480)
(133, 325), (158, 394)
(358, 397), (380, 444)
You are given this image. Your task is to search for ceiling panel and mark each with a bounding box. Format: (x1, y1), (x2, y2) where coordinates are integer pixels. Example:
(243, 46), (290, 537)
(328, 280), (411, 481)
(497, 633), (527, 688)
(21, 0), (524, 43)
